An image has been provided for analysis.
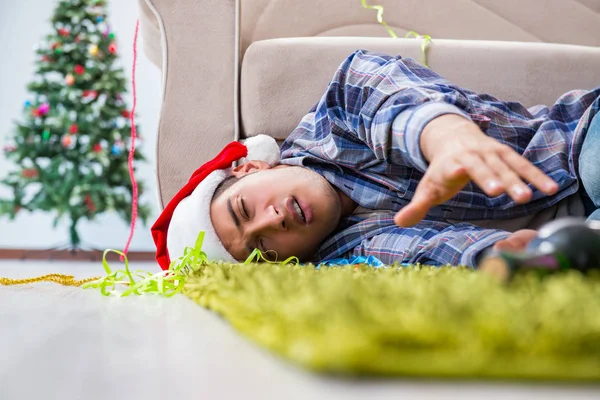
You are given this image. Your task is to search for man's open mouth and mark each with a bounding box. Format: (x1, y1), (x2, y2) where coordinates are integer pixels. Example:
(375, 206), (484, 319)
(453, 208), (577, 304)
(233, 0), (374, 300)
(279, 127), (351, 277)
(292, 197), (307, 224)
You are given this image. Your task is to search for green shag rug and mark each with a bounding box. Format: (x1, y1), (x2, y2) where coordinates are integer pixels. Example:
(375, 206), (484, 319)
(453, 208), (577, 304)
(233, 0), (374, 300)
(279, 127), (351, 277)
(183, 263), (600, 381)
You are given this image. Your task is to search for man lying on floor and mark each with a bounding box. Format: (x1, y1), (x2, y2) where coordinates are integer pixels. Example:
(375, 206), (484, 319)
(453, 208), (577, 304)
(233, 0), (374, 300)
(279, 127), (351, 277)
(151, 50), (600, 269)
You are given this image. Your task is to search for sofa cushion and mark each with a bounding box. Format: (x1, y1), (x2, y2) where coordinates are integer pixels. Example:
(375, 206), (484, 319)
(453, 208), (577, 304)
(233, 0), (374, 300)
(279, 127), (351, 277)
(241, 37), (600, 140)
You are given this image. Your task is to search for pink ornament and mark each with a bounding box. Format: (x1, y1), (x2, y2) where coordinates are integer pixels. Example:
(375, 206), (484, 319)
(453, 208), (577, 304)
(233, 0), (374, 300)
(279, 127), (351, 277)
(38, 103), (50, 115)
(65, 74), (75, 86)
(62, 135), (73, 147)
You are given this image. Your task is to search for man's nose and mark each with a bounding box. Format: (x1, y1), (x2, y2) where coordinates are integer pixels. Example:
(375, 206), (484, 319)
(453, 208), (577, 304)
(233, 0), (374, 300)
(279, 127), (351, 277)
(250, 205), (287, 233)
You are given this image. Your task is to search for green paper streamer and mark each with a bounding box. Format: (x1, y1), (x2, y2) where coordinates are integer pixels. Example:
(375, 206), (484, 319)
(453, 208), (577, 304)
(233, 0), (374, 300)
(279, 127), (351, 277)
(82, 248), (186, 297)
(244, 248), (299, 266)
(360, 0), (398, 38)
(361, 0), (432, 67)
(85, 231), (295, 297)
(83, 232), (210, 296)
(405, 30), (432, 67)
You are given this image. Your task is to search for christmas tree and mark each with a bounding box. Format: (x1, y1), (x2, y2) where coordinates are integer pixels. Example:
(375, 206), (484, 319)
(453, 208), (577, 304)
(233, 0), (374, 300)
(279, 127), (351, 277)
(0, 0), (150, 248)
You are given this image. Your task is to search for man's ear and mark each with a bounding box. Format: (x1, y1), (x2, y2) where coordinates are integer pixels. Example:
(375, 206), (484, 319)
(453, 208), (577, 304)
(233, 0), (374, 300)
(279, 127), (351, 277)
(231, 160), (271, 177)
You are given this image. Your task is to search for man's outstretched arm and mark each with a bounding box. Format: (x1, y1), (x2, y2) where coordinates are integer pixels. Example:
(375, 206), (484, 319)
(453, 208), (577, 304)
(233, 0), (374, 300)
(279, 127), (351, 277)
(283, 50), (558, 225)
(394, 114), (558, 226)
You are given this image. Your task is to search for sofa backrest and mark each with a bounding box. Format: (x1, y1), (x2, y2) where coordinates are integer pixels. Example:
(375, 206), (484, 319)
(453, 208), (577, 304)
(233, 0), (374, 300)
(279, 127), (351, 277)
(240, 0), (600, 54)
(141, 0), (600, 71)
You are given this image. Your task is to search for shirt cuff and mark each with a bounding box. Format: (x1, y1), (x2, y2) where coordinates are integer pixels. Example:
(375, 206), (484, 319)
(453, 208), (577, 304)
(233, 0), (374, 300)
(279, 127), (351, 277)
(395, 102), (472, 172)
(459, 230), (511, 268)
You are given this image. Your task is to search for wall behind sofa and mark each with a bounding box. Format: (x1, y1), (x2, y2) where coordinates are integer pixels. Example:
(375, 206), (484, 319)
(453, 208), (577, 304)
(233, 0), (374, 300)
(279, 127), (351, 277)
(0, 0), (161, 251)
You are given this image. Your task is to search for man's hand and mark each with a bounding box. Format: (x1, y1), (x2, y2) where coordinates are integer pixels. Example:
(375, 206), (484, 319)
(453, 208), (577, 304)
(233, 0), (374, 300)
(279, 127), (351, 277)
(492, 229), (538, 252)
(394, 114), (559, 227)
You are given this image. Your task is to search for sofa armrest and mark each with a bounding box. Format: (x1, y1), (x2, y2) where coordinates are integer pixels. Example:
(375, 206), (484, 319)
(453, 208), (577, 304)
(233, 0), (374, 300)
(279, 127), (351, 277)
(140, 0), (240, 207)
(137, 0), (162, 69)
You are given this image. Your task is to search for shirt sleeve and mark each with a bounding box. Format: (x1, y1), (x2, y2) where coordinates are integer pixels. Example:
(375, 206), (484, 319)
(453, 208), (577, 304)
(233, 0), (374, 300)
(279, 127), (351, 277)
(349, 221), (511, 267)
(281, 50), (473, 173)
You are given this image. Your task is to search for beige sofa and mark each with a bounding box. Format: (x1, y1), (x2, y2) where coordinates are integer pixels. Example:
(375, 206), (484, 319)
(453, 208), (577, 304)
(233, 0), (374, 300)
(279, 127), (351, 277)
(138, 0), (600, 207)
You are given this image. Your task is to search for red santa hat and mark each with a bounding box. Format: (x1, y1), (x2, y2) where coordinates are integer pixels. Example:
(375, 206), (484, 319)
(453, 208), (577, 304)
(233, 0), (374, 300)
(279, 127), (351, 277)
(151, 135), (281, 270)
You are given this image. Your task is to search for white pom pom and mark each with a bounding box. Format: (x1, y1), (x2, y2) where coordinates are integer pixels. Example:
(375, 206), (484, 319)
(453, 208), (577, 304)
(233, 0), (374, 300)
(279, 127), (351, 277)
(242, 134), (280, 166)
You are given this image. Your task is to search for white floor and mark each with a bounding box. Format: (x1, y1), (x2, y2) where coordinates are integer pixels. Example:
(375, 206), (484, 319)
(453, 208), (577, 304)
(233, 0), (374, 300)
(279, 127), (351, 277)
(1, 260), (599, 400)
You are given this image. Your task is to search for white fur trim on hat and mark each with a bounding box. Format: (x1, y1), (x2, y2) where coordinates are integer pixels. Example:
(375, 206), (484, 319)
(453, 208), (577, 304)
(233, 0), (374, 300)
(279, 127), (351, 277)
(241, 134), (280, 166)
(166, 169), (237, 263)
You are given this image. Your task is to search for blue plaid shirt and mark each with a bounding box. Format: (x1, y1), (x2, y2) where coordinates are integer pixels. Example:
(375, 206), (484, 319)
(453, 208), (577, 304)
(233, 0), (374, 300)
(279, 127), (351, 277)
(279, 50), (600, 267)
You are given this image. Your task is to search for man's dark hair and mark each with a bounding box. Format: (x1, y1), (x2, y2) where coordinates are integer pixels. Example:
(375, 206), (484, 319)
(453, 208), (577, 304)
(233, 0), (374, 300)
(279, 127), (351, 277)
(212, 175), (241, 201)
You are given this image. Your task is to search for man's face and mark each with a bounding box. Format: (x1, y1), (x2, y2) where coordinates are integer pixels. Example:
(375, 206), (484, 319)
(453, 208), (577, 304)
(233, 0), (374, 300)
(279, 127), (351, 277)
(210, 162), (341, 262)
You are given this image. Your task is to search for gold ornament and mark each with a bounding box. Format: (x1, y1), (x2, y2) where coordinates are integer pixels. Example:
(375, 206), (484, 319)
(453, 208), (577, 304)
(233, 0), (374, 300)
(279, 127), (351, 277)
(89, 44), (99, 56)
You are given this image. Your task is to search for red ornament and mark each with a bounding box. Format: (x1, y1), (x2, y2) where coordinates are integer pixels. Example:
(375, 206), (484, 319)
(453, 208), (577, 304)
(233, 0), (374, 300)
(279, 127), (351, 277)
(84, 194), (96, 212)
(121, 110), (130, 118)
(92, 143), (102, 153)
(74, 35), (81, 44)
(22, 169), (38, 179)
(82, 90), (98, 99)
(58, 28), (70, 37)
(108, 43), (117, 54)
(69, 123), (78, 134)
(31, 108), (40, 117)
(74, 64), (85, 75)
(51, 42), (61, 50)
(42, 55), (51, 62)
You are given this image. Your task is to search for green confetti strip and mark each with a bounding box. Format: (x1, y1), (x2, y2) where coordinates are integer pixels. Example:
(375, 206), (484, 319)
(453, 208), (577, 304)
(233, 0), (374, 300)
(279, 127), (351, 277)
(405, 30), (432, 67)
(360, 0), (398, 38)
(83, 232), (210, 296)
(84, 231), (298, 297)
(244, 248), (299, 266)
(361, 0), (432, 67)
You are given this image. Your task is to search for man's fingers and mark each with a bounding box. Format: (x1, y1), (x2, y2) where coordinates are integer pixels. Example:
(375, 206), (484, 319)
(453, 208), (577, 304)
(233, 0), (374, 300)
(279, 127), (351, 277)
(484, 153), (532, 203)
(396, 158), (472, 227)
(493, 229), (537, 251)
(394, 197), (430, 227)
(459, 153), (506, 198)
(394, 178), (443, 227)
(499, 146), (559, 195)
